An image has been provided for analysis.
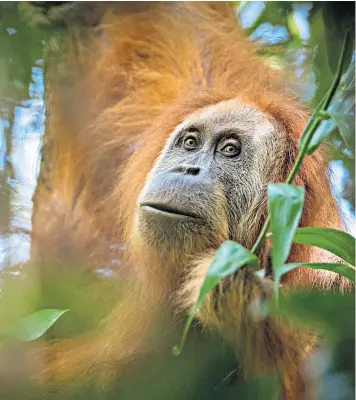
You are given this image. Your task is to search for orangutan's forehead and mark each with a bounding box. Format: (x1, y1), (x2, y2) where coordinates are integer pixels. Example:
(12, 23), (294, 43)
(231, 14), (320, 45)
(172, 99), (278, 142)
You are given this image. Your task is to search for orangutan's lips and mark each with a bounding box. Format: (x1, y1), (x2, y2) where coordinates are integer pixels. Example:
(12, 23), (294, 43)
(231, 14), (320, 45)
(140, 202), (201, 220)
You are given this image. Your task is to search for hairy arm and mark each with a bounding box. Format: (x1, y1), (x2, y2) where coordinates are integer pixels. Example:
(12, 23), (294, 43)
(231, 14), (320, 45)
(179, 251), (318, 399)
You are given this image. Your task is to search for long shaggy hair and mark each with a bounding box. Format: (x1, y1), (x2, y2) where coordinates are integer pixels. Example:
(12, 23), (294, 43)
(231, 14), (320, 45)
(22, 3), (348, 399)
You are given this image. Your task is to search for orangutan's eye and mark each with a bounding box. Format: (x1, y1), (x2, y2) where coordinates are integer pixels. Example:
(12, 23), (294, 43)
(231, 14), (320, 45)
(219, 140), (241, 157)
(182, 134), (199, 150)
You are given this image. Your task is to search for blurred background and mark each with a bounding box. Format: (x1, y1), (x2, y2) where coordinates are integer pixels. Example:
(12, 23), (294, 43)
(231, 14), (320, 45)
(0, 2), (354, 399)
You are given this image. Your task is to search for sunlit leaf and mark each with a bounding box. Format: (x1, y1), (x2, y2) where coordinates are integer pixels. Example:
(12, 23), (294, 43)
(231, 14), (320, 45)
(277, 262), (355, 282)
(268, 184), (305, 284)
(0, 309), (68, 342)
(173, 241), (259, 355)
(293, 227), (355, 266)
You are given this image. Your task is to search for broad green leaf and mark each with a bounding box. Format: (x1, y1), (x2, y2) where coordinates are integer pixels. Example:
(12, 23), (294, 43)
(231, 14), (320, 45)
(194, 241), (259, 307)
(268, 184), (305, 283)
(293, 227), (355, 266)
(0, 309), (68, 342)
(277, 263), (355, 282)
(327, 112), (355, 151)
(173, 241), (259, 355)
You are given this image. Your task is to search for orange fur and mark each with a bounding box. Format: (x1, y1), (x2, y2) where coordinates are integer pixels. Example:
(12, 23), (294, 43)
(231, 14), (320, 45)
(24, 3), (349, 399)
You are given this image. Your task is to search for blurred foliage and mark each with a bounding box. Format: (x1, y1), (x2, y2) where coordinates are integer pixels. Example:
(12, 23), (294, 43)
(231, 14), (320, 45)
(0, 2), (355, 400)
(0, 2), (46, 106)
(269, 291), (355, 400)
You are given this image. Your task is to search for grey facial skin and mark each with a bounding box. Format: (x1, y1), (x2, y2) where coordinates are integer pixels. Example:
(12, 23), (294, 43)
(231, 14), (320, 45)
(137, 99), (285, 252)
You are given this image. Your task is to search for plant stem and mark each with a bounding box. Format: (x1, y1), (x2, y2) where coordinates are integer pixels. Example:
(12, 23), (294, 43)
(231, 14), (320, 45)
(251, 215), (271, 253)
(251, 31), (350, 255)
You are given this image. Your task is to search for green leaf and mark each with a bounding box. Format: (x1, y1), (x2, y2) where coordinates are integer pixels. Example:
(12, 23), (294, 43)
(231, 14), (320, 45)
(322, 3), (354, 74)
(278, 263), (355, 282)
(303, 108), (340, 155)
(268, 184), (305, 283)
(327, 112), (355, 151)
(299, 112), (355, 155)
(299, 32), (353, 156)
(304, 110), (354, 156)
(313, 62), (355, 152)
(195, 241), (259, 307)
(173, 241), (259, 356)
(0, 309), (68, 342)
(293, 227), (355, 266)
